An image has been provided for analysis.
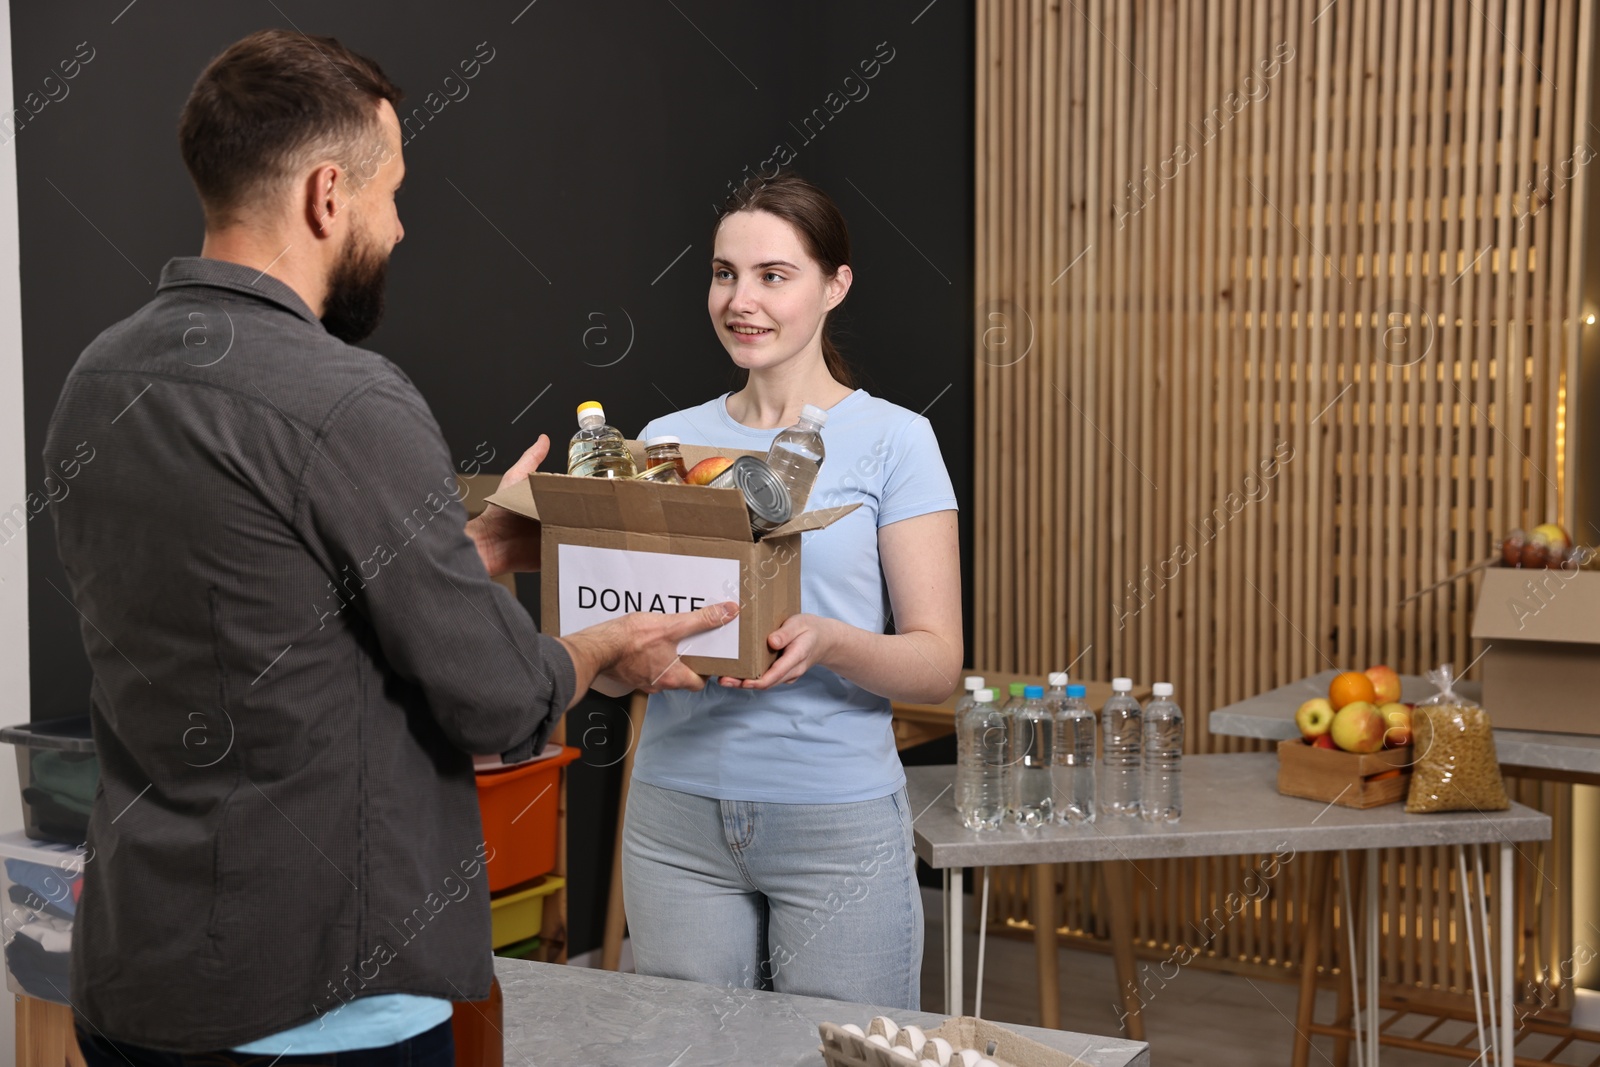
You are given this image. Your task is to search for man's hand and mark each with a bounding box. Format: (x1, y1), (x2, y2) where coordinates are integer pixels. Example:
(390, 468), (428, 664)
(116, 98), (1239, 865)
(559, 602), (740, 707)
(466, 435), (549, 576)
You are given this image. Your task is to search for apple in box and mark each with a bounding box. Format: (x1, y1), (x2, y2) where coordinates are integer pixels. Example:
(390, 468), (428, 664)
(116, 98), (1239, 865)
(685, 456), (734, 486)
(1379, 702), (1411, 747)
(1330, 701), (1386, 754)
(1295, 698), (1334, 739)
(1364, 664), (1401, 705)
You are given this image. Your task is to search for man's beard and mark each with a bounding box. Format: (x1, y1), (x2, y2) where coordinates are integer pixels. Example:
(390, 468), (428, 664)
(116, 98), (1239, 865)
(321, 230), (389, 345)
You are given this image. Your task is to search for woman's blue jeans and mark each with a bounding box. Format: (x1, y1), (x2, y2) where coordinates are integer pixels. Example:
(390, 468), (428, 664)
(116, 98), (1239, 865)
(622, 780), (923, 1010)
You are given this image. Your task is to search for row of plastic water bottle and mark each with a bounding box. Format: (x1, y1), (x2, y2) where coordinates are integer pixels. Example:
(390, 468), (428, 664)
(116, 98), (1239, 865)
(954, 673), (1183, 830)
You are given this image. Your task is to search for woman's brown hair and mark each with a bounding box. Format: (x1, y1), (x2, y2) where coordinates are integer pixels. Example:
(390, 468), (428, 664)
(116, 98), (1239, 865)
(715, 173), (855, 389)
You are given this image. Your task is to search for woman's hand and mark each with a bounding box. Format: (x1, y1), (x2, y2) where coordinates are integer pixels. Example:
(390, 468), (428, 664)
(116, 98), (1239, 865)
(718, 613), (840, 690)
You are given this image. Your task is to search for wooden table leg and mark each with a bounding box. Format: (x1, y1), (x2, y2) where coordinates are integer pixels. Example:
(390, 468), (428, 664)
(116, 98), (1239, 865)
(601, 692), (645, 971)
(1103, 860), (1144, 1042)
(1032, 863), (1061, 1028)
(1292, 851), (1334, 1067)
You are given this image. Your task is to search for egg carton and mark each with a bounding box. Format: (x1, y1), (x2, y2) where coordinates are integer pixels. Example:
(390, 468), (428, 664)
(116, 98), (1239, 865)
(819, 1016), (1091, 1067)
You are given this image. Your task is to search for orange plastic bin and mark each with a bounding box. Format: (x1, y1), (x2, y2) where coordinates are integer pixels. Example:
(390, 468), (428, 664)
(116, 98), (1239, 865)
(476, 745), (580, 893)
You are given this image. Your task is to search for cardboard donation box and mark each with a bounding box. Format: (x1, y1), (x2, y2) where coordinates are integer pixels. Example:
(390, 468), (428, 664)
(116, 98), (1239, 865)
(1470, 568), (1600, 735)
(486, 443), (857, 679)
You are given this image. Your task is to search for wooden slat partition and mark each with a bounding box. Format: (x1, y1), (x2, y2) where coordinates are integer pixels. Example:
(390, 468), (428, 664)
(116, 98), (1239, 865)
(975, 0), (1588, 1013)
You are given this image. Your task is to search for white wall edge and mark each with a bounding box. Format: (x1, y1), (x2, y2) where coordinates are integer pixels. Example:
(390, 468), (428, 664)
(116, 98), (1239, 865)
(1, 0), (34, 1054)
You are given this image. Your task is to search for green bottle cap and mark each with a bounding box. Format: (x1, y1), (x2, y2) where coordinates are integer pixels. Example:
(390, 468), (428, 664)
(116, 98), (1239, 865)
(1008, 682), (1026, 696)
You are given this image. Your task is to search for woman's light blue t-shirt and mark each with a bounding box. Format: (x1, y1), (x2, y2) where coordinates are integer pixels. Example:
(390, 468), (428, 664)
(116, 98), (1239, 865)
(635, 389), (958, 804)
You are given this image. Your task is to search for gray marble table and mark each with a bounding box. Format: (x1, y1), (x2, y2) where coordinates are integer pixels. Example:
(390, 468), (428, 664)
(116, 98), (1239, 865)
(904, 754), (1549, 869)
(906, 753), (1550, 1066)
(1206, 669), (1600, 780)
(495, 956), (1150, 1067)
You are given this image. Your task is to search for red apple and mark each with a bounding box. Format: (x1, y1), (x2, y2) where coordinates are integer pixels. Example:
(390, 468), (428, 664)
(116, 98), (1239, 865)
(1331, 701), (1386, 754)
(1312, 734), (1339, 750)
(1295, 698), (1335, 739)
(685, 456), (734, 486)
(1364, 665), (1402, 706)
(1379, 702), (1411, 748)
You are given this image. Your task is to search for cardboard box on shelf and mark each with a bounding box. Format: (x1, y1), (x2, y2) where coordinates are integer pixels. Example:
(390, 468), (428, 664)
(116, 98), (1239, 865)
(486, 442), (857, 679)
(1470, 567), (1600, 735)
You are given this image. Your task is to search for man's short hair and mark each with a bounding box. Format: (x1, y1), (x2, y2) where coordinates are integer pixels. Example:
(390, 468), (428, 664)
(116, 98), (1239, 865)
(179, 29), (402, 225)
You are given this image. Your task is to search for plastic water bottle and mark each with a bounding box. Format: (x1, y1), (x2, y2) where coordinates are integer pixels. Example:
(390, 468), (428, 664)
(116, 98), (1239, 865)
(953, 675), (985, 721)
(1101, 677), (1143, 817)
(567, 402), (637, 478)
(1008, 685), (1054, 826)
(956, 688), (1007, 830)
(765, 403), (827, 513)
(1139, 682), (1183, 824)
(1052, 683), (1097, 824)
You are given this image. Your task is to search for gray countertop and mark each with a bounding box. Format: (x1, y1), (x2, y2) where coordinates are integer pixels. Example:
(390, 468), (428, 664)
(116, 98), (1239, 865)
(495, 957), (1150, 1067)
(1205, 669), (1600, 777)
(906, 753), (1550, 870)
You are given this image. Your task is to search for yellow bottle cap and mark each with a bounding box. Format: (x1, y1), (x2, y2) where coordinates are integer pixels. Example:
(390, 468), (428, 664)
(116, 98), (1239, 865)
(576, 401), (604, 417)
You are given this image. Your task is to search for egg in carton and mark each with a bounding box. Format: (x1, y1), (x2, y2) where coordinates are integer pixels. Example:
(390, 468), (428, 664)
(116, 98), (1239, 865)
(823, 1015), (1100, 1067)
(818, 1018), (1010, 1067)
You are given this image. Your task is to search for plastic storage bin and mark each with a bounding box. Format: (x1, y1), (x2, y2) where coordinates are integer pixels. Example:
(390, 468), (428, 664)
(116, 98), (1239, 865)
(489, 875), (564, 949)
(476, 745), (579, 893)
(0, 831), (88, 1005)
(0, 717), (96, 845)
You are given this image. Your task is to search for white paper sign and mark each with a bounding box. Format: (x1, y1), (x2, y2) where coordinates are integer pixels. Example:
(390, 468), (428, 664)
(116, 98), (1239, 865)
(558, 543), (741, 659)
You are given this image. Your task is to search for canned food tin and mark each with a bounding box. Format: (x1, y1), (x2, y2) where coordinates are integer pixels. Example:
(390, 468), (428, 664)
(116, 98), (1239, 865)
(707, 455), (792, 537)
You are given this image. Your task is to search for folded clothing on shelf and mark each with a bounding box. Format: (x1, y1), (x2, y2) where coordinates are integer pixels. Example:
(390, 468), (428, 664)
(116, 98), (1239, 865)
(9, 882), (72, 922)
(6, 920), (70, 1002)
(0, 830), (87, 1006)
(5, 857), (78, 916)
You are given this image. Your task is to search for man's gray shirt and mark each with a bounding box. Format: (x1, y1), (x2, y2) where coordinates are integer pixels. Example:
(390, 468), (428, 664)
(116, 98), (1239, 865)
(43, 257), (575, 1050)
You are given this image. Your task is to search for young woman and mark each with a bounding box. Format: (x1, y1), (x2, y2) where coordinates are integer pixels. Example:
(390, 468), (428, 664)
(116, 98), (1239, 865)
(621, 173), (962, 1009)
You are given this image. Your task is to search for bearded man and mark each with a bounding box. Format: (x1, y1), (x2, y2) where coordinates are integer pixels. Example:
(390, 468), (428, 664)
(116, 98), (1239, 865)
(42, 29), (731, 1063)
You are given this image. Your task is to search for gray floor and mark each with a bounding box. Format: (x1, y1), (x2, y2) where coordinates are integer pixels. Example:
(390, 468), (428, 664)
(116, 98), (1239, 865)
(916, 905), (1599, 1066)
(584, 905), (1598, 1063)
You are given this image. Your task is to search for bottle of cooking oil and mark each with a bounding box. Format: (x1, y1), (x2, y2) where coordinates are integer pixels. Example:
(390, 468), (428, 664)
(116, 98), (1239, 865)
(567, 401), (637, 478)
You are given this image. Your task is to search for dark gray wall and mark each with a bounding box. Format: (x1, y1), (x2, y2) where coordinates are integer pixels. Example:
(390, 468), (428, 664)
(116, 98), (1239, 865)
(12, 0), (972, 956)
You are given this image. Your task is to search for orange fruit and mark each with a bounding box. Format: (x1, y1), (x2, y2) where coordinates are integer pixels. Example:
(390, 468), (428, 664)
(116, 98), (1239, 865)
(1328, 670), (1377, 710)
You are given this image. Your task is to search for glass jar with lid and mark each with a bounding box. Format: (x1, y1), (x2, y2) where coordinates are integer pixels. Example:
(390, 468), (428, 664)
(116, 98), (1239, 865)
(643, 436), (689, 482)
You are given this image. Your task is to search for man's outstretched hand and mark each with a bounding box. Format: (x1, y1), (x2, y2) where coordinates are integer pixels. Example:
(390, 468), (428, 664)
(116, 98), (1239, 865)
(466, 434), (549, 576)
(561, 601), (741, 706)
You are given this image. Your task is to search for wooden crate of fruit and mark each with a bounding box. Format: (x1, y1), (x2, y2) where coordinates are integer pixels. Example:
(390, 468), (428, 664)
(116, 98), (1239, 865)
(1277, 738), (1412, 809)
(1281, 666), (1414, 809)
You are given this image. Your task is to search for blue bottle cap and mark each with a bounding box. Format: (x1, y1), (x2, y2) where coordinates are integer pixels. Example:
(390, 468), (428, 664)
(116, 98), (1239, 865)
(1023, 685), (1045, 699)
(1067, 684), (1087, 698)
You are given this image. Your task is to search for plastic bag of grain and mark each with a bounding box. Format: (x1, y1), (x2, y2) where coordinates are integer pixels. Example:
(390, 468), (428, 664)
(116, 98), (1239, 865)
(1404, 663), (1510, 814)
